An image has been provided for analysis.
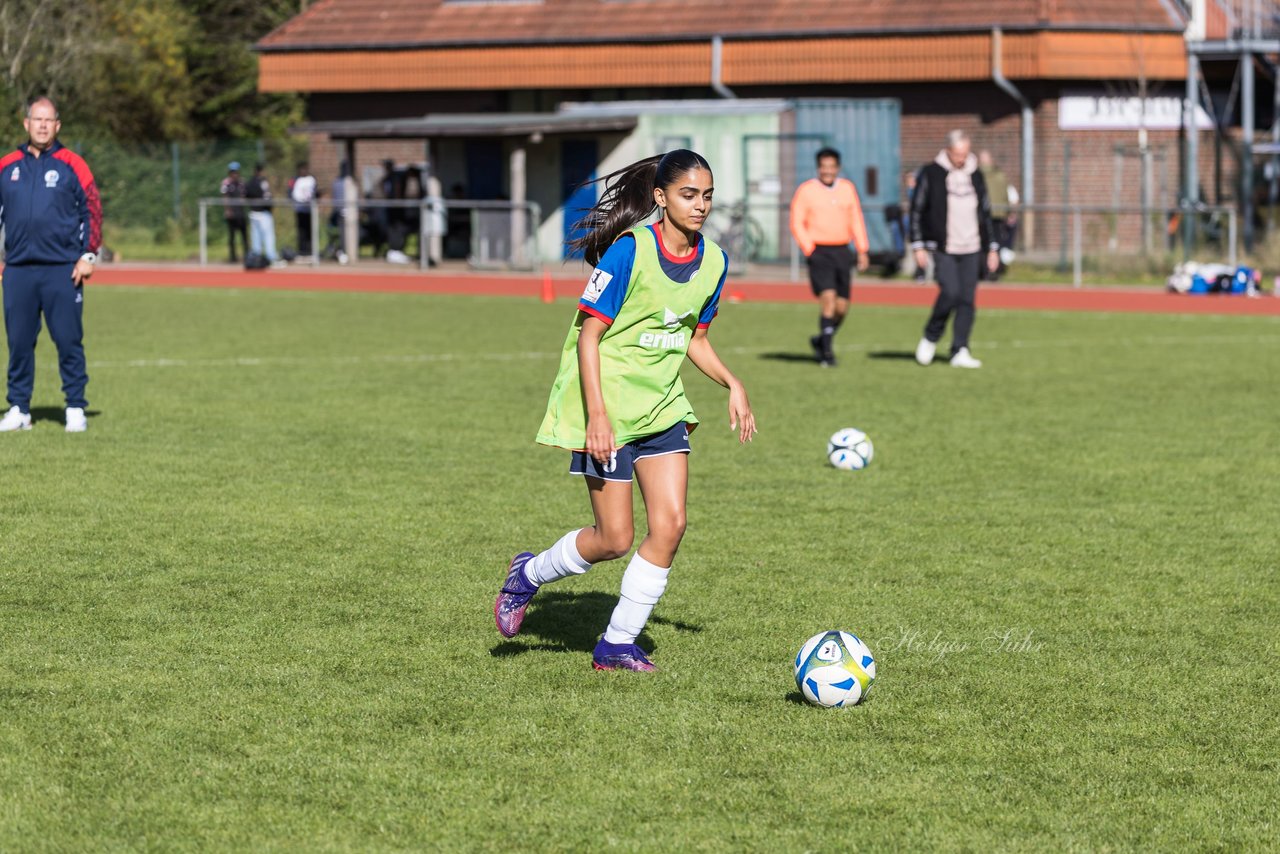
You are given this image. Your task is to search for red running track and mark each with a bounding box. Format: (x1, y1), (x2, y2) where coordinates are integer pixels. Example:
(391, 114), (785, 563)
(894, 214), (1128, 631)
(84, 265), (1280, 317)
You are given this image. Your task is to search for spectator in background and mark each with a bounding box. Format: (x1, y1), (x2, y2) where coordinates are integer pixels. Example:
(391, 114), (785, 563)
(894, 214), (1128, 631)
(289, 162), (318, 257)
(420, 165), (446, 267)
(789, 146), (870, 367)
(220, 161), (248, 263)
(909, 130), (999, 369)
(978, 150), (1014, 281)
(365, 159), (394, 258)
(245, 162), (282, 267)
(378, 159), (412, 264)
(324, 160), (349, 264)
(400, 164), (428, 264)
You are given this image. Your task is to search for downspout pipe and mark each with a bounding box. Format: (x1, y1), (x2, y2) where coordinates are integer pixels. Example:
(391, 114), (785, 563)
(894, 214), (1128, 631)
(711, 35), (736, 99)
(992, 28), (1034, 210)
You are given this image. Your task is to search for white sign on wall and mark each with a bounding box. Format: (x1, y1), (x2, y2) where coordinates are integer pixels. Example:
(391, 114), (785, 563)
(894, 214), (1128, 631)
(1058, 89), (1213, 131)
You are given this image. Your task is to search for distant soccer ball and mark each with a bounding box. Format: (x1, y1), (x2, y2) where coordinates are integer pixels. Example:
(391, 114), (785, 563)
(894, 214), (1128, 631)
(828, 428), (873, 470)
(794, 630), (876, 708)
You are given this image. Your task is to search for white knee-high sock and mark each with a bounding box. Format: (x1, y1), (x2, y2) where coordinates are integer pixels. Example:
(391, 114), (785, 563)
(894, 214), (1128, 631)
(525, 528), (592, 586)
(602, 552), (670, 644)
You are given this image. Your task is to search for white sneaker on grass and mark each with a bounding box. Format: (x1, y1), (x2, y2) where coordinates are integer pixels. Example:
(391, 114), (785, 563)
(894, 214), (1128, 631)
(915, 337), (936, 366)
(950, 347), (983, 369)
(65, 407), (87, 433)
(0, 405), (32, 431)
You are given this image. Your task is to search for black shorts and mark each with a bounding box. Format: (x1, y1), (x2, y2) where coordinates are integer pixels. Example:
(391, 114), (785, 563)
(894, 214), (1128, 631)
(807, 244), (855, 299)
(569, 421), (691, 483)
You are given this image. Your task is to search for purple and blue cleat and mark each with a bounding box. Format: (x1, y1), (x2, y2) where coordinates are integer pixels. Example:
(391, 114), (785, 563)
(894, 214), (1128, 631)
(494, 552), (537, 638)
(591, 638), (657, 672)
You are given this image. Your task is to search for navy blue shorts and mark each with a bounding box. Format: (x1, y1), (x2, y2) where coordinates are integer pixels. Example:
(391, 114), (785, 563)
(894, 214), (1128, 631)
(570, 421), (691, 482)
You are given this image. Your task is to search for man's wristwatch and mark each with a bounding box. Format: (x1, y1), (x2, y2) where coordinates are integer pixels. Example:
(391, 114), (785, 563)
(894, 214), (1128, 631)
(80, 252), (97, 265)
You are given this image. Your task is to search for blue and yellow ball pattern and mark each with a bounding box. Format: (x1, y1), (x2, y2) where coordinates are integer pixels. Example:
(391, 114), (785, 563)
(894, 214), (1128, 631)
(794, 630), (876, 707)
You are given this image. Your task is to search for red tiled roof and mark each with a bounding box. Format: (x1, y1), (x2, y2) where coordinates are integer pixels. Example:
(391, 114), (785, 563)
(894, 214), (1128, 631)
(257, 31), (1188, 92)
(257, 0), (1185, 51)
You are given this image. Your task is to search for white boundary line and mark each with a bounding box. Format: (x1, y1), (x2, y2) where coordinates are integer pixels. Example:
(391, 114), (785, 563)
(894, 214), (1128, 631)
(80, 332), (1279, 371)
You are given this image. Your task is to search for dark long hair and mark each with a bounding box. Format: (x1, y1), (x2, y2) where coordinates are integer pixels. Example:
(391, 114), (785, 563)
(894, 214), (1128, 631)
(568, 149), (712, 265)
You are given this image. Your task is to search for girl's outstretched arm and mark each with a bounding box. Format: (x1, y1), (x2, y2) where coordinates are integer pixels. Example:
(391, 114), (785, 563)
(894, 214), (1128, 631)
(577, 315), (616, 464)
(686, 328), (756, 444)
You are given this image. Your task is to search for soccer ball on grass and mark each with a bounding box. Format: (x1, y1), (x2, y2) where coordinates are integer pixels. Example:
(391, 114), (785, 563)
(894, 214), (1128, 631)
(828, 428), (873, 470)
(794, 630), (876, 707)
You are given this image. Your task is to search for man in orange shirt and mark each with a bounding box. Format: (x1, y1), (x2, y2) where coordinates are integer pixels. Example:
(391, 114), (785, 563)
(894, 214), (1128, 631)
(790, 147), (870, 367)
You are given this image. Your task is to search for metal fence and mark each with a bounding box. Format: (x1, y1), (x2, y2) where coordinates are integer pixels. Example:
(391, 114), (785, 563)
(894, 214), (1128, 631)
(193, 195), (1241, 285)
(1012, 203), (1239, 286)
(699, 200), (1240, 286)
(65, 138), (290, 233)
(197, 198), (541, 271)
(700, 201), (899, 280)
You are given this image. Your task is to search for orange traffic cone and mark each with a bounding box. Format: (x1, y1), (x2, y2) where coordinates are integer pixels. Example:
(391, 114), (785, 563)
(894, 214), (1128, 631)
(541, 269), (554, 303)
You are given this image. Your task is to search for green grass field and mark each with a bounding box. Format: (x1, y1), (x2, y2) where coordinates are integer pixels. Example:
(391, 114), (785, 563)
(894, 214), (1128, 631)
(1, 285), (1276, 851)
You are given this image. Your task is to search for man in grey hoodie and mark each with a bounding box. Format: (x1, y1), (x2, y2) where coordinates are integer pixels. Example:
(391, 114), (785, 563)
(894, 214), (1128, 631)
(908, 130), (1000, 368)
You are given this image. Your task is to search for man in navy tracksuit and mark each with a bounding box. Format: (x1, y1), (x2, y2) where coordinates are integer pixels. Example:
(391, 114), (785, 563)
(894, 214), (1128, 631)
(0, 96), (102, 433)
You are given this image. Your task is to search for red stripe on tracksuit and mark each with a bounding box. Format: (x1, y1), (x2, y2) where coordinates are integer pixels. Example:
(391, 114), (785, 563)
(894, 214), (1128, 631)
(52, 147), (102, 254)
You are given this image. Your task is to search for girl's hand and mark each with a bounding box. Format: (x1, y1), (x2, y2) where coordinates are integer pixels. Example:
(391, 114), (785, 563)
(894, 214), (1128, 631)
(728, 382), (757, 445)
(585, 413), (616, 466)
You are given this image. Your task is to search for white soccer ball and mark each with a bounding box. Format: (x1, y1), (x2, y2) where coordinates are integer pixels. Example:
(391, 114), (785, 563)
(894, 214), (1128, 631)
(828, 428), (873, 470)
(794, 630), (877, 707)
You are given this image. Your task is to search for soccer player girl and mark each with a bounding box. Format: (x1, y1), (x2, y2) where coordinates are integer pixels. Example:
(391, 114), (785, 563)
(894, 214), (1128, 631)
(494, 149), (756, 672)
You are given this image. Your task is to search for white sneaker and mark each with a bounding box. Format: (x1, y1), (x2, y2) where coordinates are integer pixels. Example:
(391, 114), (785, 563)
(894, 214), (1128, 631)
(65, 407), (87, 433)
(269, 259), (288, 269)
(915, 337), (936, 366)
(950, 347), (983, 369)
(0, 405), (32, 432)
(386, 249), (410, 264)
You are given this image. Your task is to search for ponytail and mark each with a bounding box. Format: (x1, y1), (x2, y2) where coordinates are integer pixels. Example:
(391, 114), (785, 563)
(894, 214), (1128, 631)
(568, 149), (712, 265)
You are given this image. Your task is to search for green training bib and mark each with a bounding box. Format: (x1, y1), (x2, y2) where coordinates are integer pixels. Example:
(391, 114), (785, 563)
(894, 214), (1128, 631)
(537, 226), (726, 449)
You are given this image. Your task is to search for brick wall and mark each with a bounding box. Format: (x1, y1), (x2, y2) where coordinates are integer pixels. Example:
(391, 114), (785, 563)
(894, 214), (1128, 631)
(306, 135), (431, 200)
(896, 84), (1242, 255)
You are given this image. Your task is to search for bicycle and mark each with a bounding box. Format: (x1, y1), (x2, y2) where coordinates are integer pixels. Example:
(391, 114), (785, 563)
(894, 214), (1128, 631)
(709, 200), (765, 271)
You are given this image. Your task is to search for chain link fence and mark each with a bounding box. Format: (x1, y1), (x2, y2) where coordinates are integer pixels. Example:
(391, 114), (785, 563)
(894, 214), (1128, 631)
(699, 200), (1241, 286)
(5, 133), (1250, 285)
(1011, 204), (1239, 286)
(56, 138), (303, 257)
(197, 197), (542, 271)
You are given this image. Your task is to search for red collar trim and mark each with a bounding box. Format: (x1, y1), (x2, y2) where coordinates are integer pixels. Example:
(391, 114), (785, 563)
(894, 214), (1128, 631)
(651, 223), (699, 263)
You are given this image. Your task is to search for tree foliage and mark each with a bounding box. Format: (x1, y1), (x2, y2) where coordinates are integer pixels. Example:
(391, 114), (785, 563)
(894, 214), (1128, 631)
(95, 0), (196, 140)
(180, 0), (306, 140)
(0, 0), (105, 138)
(0, 0), (303, 143)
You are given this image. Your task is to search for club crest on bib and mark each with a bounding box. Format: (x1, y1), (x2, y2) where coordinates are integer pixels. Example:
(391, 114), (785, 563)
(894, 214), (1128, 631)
(44, 169), (59, 188)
